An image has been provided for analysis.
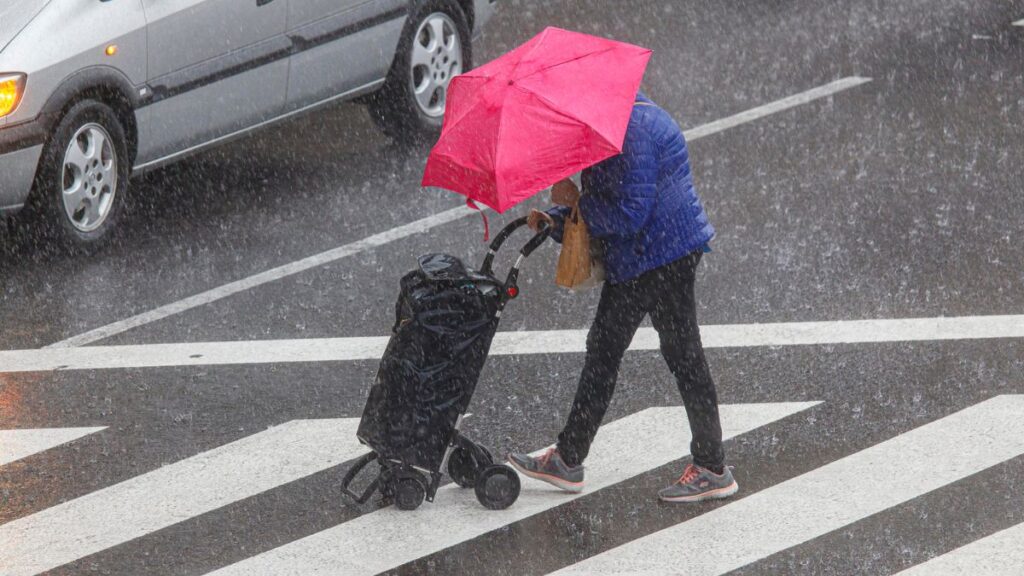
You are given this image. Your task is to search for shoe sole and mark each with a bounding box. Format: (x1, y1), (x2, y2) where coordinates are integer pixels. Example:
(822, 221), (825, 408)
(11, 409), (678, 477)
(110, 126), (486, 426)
(659, 481), (739, 503)
(507, 459), (584, 493)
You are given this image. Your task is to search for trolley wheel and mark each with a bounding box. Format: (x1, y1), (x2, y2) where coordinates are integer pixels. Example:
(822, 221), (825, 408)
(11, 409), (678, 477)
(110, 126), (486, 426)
(448, 444), (494, 488)
(475, 464), (521, 510)
(447, 447), (478, 488)
(394, 474), (427, 511)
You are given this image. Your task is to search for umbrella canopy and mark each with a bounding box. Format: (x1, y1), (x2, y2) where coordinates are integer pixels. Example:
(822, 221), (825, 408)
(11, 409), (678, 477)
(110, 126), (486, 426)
(422, 27), (652, 213)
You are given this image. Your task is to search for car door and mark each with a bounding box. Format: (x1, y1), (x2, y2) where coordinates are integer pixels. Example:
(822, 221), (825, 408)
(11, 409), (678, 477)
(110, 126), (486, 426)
(136, 0), (289, 165)
(284, 0), (406, 112)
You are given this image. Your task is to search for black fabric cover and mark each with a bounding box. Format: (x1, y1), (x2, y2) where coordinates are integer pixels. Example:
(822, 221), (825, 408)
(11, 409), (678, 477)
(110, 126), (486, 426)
(357, 254), (502, 471)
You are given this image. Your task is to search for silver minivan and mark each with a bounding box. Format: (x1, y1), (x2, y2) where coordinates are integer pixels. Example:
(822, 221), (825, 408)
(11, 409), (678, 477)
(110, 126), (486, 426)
(0, 0), (495, 248)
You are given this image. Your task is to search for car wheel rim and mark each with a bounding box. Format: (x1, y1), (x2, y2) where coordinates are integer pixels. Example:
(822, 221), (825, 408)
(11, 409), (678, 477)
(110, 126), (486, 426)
(410, 12), (462, 118)
(62, 123), (117, 233)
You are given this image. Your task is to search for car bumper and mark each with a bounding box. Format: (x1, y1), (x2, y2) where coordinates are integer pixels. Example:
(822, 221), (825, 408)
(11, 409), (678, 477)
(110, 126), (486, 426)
(0, 120), (45, 213)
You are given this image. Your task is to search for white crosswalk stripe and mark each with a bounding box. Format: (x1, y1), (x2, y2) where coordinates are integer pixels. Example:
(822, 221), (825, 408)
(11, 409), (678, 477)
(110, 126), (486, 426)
(4, 314), (1023, 373)
(893, 522), (1024, 575)
(206, 402), (819, 576)
(0, 419), (362, 576)
(550, 395), (1024, 576)
(6, 398), (1022, 575)
(0, 427), (106, 466)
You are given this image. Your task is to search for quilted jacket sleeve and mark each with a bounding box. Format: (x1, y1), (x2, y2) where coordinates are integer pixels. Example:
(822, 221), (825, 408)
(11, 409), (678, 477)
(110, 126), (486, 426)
(578, 120), (658, 239)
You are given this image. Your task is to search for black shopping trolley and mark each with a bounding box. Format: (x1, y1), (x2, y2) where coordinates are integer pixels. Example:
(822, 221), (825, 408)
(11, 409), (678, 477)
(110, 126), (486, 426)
(341, 217), (550, 511)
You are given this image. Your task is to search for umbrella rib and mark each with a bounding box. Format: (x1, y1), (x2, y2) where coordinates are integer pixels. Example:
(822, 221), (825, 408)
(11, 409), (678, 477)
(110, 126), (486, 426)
(439, 97), (488, 140)
(512, 46), (619, 84)
(437, 78), (492, 136)
(430, 148), (493, 177)
(507, 26), (554, 83)
(492, 91), (512, 210)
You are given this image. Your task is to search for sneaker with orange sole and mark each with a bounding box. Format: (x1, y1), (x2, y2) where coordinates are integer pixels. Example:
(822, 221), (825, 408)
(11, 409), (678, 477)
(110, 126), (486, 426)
(507, 448), (585, 493)
(658, 463), (738, 503)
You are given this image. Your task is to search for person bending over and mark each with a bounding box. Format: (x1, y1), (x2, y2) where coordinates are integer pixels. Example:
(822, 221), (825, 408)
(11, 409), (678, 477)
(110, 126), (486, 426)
(508, 93), (736, 503)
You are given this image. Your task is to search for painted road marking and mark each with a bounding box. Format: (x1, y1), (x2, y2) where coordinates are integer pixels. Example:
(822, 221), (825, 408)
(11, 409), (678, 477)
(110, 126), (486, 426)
(0, 419), (363, 576)
(5, 313), (1022, 373)
(0, 427), (106, 466)
(45, 206), (476, 349)
(895, 522), (1024, 575)
(551, 395), (1024, 576)
(47, 77), (872, 349)
(1013, 19), (1024, 26)
(683, 76), (871, 140)
(206, 402), (819, 576)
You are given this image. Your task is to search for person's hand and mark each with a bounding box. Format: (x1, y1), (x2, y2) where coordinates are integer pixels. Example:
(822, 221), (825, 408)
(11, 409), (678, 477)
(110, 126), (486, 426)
(528, 209), (554, 233)
(551, 179), (580, 207)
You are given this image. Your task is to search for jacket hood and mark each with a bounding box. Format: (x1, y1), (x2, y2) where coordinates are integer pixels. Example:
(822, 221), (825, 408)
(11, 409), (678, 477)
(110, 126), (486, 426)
(0, 0), (52, 54)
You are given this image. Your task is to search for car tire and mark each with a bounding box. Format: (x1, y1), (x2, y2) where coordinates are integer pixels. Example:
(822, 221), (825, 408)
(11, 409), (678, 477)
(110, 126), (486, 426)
(30, 99), (129, 252)
(366, 0), (472, 142)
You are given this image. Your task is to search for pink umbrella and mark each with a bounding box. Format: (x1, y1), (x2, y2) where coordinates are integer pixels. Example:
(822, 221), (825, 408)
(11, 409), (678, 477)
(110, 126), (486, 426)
(422, 27), (652, 232)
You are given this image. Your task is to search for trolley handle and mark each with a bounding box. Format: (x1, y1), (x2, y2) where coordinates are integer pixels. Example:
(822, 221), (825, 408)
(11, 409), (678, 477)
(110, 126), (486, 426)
(498, 224), (551, 306)
(520, 225), (551, 258)
(480, 217), (527, 275)
(480, 217), (550, 276)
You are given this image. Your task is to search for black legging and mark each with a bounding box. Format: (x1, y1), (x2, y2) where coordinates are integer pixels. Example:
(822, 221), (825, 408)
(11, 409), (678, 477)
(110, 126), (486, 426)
(556, 250), (724, 470)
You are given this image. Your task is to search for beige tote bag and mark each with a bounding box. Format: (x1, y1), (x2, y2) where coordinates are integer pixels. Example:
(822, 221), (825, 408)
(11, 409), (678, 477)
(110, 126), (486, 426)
(555, 206), (604, 290)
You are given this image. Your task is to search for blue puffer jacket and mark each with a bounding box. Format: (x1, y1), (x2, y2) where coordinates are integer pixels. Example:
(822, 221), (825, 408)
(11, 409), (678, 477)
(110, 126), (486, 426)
(549, 93), (714, 284)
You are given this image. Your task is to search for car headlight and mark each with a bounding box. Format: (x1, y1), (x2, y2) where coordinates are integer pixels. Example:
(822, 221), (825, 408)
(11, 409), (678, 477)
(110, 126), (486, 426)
(0, 73), (26, 118)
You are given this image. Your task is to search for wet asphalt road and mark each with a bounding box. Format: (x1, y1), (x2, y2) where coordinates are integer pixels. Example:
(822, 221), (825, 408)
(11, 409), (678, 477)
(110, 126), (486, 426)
(2, 1), (1024, 575)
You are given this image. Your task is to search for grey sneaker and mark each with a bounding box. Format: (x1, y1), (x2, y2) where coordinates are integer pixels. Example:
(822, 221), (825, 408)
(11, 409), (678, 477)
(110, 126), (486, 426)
(658, 463), (738, 503)
(507, 448), (585, 493)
